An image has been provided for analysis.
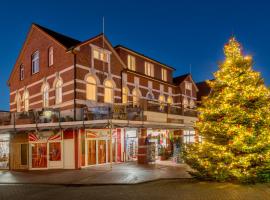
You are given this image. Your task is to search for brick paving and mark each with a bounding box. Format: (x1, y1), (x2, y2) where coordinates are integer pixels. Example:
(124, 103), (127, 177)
(0, 162), (191, 185)
(1, 180), (270, 200)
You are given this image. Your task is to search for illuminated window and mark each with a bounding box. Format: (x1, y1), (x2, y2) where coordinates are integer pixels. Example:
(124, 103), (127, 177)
(122, 87), (129, 104)
(32, 51), (39, 74)
(42, 84), (49, 108)
(132, 89), (141, 106)
(190, 99), (195, 108)
(167, 96), (173, 105)
(55, 79), (63, 104)
(127, 55), (136, 70)
(161, 68), (167, 81)
(183, 97), (188, 108)
(185, 82), (192, 90)
(104, 80), (114, 103)
(183, 130), (196, 144)
(23, 90), (29, 112)
(20, 64), (24, 80)
(86, 76), (97, 101)
(159, 95), (165, 110)
(145, 62), (154, 77)
(49, 47), (54, 66)
(93, 49), (108, 62)
(16, 93), (21, 112)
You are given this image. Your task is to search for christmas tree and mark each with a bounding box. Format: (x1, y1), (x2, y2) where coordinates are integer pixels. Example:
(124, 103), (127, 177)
(184, 37), (270, 183)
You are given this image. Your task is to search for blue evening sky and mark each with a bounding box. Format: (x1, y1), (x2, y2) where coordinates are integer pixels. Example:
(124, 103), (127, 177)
(0, 0), (270, 110)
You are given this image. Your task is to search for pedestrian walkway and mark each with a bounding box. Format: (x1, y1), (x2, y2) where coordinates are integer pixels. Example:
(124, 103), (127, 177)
(0, 162), (192, 185)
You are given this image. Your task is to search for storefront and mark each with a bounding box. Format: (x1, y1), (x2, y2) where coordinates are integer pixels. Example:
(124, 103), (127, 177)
(0, 133), (10, 169)
(125, 128), (138, 161)
(80, 128), (124, 167)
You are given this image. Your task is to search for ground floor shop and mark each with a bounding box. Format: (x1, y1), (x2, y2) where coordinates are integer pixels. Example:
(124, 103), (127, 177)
(4, 127), (197, 170)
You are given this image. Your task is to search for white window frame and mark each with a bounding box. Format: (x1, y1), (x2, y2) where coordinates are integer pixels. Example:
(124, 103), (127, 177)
(185, 82), (192, 90)
(161, 68), (167, 81)
(32, 51), (40, 74)
(55, 80), (63, 104)
(42, 84), (49, 108)
(20, 64), (24, 80)
(127, 55), (136, 71)
(23, 90), (29, 112)
(122, 87), (129, 104)
(132, 89), (141, 107)
(86, 76), (97, 101)
(104, 80), (114, 104)
(145, 62), (154, 77)
(49, 47), (54, 66)
(93, 49), (109, 62)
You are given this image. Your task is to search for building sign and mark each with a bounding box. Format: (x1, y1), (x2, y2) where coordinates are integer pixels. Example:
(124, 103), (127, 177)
(86, 129), (117, 139)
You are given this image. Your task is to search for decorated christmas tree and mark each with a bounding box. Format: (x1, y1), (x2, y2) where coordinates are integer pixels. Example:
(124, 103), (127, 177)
(184, 37), (270, 183)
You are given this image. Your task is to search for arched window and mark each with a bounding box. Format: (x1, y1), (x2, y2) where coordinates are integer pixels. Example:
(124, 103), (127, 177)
(86, 76), (97, 101)
(20, 64), (24, 80)
(167, 96), (173, 105)
(190, 99), (195, 108)
(183, 97), (188, 108)
(23, 90), (29, 112)
(104, 80), (114, 103)
(42, 83), (49, 108)
(55, 79), (63, 104)
(132, 89), (141, 107)
(122, 87), (129, 104)
(16, 93), (21, 112)
(49, 47), (54, 66)
(159, 95), (165, 110)
(146, 92), (154, 100)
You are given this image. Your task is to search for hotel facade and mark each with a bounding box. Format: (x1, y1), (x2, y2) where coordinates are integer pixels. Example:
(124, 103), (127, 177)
(0, 24), (198, 170)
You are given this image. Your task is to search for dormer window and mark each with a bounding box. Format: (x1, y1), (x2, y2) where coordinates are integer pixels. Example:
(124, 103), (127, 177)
(20, 64), (24, 80)
(185, 82), (192, 90)
(31, 51), (39, 74)
(161, 68), (167, 81)
(127, 55), (136, 70)
(48, 47), (54, 66)
(93, 49), (108, 62)
(145, 62), (154, 77)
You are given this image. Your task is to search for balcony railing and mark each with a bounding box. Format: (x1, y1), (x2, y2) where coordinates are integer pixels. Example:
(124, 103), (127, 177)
(0, 112), (12, 126)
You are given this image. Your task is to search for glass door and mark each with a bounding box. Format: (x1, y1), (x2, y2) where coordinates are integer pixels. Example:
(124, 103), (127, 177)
(98, 140), (106, 164)
(88, 140), (96, 165)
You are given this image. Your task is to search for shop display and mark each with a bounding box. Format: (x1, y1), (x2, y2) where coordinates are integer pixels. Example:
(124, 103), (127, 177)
(49, 142), (61, 161)
(0, 141), (9, 169)
(32, 143), (47, 168)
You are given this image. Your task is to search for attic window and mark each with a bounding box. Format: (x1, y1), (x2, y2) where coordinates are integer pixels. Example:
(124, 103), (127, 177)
(93, 49), (108, 62)
(185, 82), (192, 90)
(48, 47), (54, 66)
(20, 64), (24, 81)
(31, 51), (40, 74)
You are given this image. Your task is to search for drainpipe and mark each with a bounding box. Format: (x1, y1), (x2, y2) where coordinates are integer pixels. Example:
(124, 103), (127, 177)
(72, 49), (77, 121)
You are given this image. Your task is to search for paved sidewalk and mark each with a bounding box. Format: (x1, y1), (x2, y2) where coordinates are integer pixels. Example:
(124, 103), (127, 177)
(0, 162), (192, 185)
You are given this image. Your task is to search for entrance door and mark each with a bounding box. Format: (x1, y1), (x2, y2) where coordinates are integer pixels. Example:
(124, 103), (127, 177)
(98, 140), (106, 164)
(88, 140), (96, 165)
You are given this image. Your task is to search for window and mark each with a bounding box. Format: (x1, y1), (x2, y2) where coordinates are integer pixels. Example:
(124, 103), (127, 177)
(86, 76), (97, 101)
(122, 87), (129, 104)
(167, 96), (173, 105)
(23, 90), (29, 112)
(185, 82), (192, 90)
(16, 94), (21, 112)
(20, 144), (28, 165)
(145, 62), (154, 77)
(104, 80), (114, 103)
(49, 47), (54, 66)
(190, 99), (195, 108)
(55, 80), (63, 104)
(183, 130), (196, 144)
(146, 92), (154, 100)
(159, 95), (165, 110)
(127, 55), (136, 70)
(32, 51), (39, 74)
(93, 49), (108, 62)
(183, 97), (188, 108)
(42, 84), (49, 108)
(20, 64), (24, 80)
(161, 68), (167, 81)
(132, 89), (141, 106)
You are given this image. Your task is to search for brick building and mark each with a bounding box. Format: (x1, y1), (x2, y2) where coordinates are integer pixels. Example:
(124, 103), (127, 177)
(0, 24), (198, 170)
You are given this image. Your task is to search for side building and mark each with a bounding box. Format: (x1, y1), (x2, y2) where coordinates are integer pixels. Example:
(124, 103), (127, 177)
(0, 24), (198, 170)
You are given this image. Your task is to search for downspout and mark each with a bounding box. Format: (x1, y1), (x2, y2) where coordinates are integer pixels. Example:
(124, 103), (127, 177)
(72, 49), (77, 121)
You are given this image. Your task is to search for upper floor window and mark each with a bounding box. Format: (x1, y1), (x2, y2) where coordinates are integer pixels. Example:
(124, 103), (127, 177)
(42, 83), (49, 108)
(159, 95), (165, 111)
(20, 64), (24, 80)
(55, 79), (63, 104)
(145, 62), (154, 77)
(32, 51), (39, 74)
(167, 96), (173, 105)
(16, 93), (21, 112)
(49, 47), (54, 66)
(190, 99), (195, 108)
(185, 82), (192, 90)
(161, 68), (167, 81)
(86, 76), (97, 101)
(104, 80), (114, 103)
(183, 97), (188, 108)
(23, 90), (29, 112)
(127, 55), (136, 71)
(122, 87), (129, 104)
(93, 49), (109, 62)
(132, 88), (141, 107)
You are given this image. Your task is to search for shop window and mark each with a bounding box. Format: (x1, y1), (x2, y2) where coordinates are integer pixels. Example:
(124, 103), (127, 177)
(104, 80), (114, 103)
(0, 140), (9, 169)
(20, 144), (28, 165)
(183, 130), (196, 144)
(86, 76), (97, 101)
(55, 79), (63, 104)
(31, 143), (47, 168)
(49, 142), (61, 161)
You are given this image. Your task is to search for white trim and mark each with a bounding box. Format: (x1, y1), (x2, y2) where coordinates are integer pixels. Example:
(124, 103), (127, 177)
(29, 100), (43, 106)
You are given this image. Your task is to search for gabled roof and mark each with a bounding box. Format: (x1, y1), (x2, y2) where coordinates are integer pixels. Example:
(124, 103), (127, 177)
(33, 23), (81, 49)
(114, 45), (175, 71)
(173, 73), (190, 85)
(196, 81), (211, 101)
